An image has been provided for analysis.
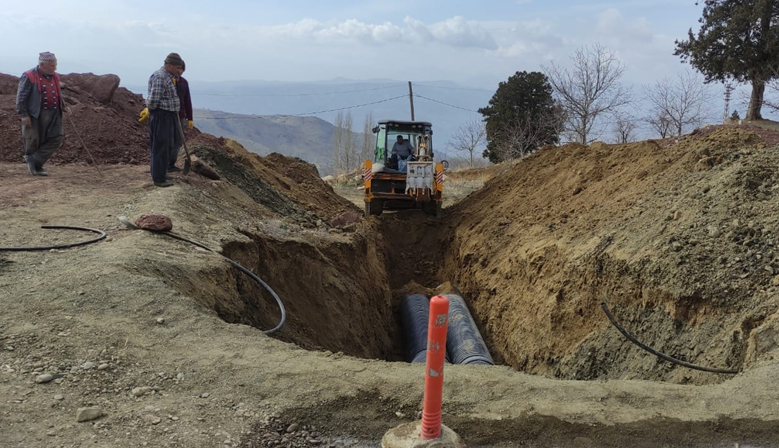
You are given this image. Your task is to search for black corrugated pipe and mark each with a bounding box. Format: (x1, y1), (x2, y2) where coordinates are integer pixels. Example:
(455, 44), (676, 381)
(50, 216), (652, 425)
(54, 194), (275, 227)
(400, 294), (430, 363)
(444, 294), (494, 366)
(401, 293), (492, 365)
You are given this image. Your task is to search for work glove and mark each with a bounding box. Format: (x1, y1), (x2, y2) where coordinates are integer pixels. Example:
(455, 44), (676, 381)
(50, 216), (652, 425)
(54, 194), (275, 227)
(187, 120), (194, 130)
(138, 108), (149, 123)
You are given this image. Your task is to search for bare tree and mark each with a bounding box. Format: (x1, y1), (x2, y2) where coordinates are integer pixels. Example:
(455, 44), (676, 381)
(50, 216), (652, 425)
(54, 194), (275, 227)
(448, 118), (486, 168)
(612, 112), (638, 144)
(342, 112), (357, 173)
(643, 69), (713, 136)
(361, 113), (374, 163)
(646, 112), (674, 139)
(543, 43), (631, 144)
(332, 111), (345, 175)
(492, 109), (562, 161)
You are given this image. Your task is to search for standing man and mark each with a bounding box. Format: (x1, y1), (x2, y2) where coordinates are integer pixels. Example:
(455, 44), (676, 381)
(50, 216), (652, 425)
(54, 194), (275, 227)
(146, 52), (183, 187)
(169, 62), (193, 173)
(16, 51), (67, 176)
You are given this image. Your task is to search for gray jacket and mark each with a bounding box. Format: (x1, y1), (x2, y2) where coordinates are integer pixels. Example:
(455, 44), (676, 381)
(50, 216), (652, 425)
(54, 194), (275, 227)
(392, 140), (414, 158)
(16, 67), (64, 119)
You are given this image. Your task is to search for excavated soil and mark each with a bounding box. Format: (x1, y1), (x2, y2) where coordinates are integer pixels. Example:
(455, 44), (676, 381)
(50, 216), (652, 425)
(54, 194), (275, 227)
(3, 70), (779, 447)
(441, 127), (779, 385)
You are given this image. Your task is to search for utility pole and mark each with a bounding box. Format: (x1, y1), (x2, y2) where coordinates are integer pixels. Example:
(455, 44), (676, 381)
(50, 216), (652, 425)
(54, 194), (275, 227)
(408, 81), (415, 121)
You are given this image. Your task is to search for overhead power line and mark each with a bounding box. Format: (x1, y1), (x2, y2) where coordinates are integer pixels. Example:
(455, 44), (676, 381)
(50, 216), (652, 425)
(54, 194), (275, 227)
(414, 83), (493, 93)
(413, 94), (480, 113)
(195, 94), (409, 120)
(195, 84), (406, 97)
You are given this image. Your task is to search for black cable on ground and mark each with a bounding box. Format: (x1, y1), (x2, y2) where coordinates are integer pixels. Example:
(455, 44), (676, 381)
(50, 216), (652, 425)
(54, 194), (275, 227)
(0, 225), (107, 252)
(600, 302), (739, 375)
(124, 222), (286, 335)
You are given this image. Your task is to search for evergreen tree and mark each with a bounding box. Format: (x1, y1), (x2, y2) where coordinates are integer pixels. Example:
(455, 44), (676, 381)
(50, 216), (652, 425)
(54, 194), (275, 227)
(675, 0), (779, 120)
(478, 71), (561, 163)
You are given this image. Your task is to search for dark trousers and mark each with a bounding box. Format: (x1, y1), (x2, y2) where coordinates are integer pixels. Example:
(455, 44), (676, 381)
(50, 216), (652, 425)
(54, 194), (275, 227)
(23, 108), (63, 168)
(149, 109), (177, 183)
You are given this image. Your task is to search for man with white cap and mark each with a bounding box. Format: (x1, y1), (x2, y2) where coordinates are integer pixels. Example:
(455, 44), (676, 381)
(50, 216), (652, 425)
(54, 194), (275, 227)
(16, 51), (68, 176)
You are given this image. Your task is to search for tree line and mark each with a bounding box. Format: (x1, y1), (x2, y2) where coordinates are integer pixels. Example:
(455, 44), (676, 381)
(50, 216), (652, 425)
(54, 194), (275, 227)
(449, 0), (779, 165)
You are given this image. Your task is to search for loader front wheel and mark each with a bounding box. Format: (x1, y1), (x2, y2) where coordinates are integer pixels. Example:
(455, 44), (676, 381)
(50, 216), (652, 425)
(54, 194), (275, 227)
(365, 199), (383, 217)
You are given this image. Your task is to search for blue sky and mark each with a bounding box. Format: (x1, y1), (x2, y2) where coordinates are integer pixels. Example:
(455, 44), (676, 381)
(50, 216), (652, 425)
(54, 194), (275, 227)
(0, 0), (705, 89)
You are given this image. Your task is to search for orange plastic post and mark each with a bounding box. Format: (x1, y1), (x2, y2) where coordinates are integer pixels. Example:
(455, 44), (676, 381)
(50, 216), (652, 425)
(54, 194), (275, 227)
(420, 295), (449, 440)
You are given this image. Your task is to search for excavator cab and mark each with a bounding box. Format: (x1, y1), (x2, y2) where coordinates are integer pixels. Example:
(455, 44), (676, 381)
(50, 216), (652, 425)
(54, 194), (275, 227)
(364, 120), (443, 219)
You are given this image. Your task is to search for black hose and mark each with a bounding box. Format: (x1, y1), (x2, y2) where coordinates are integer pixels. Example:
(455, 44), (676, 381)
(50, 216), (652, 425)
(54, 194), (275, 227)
(0, 225), (106, 252)
(600, 302), (739, 375)
(150, 229), (286, 335)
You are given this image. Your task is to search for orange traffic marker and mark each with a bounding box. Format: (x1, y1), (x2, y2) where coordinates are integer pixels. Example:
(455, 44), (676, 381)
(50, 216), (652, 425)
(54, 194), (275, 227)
(421, 295), (449, 440)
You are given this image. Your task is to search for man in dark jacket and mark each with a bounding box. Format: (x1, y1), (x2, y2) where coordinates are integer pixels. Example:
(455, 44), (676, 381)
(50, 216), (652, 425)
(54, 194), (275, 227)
(169, 63), (193, 172)
(16, 52), (68, 176)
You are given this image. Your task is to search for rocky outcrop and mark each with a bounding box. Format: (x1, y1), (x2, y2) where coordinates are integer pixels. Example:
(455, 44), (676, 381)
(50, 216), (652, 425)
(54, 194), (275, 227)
(60, 73), (120, 105)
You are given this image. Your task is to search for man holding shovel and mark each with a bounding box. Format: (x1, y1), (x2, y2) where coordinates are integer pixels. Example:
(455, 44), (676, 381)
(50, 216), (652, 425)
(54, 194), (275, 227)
(143, 53), (184, 187)
(169, 62), (193, 173)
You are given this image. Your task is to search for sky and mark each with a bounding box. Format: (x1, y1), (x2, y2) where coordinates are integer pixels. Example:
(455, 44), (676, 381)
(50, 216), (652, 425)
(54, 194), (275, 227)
(0, 0), (705, 89)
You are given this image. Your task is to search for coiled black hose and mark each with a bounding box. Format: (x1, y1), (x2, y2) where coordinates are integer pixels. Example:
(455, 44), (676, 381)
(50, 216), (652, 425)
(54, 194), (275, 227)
(119, 218), (286, 334)
(601, 302), (739, 375)
(0, 225), (106, 252)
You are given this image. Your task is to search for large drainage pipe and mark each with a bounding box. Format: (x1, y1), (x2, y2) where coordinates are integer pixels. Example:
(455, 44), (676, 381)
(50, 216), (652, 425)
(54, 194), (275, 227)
(400, 294), (430, 363)
(444, 294), (494, 366)
(400, 294), (493, 366)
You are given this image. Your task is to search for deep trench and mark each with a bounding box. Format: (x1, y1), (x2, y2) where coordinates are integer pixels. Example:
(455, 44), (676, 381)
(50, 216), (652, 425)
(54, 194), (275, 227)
(204, 210), (747, 385)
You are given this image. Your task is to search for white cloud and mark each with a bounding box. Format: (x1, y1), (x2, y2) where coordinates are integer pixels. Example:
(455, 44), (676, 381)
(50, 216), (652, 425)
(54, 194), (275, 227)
(596, 8), (653, 41)
(250, 16), (497, 50)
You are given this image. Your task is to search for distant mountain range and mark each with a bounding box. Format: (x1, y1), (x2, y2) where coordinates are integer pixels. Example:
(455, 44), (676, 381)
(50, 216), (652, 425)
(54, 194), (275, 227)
(128, 78), (495, 168)
(193, 110), (356, 175)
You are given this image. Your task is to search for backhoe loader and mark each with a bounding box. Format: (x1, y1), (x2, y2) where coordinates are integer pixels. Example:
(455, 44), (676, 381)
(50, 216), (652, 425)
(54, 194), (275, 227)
(363, 120), (444, 219)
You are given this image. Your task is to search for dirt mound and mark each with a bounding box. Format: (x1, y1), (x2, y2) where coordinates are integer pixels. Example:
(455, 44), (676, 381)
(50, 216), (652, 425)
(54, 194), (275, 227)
(441, 126), (779, 384)
(188, 133), (357, 222)
(0, 71), (152, 165)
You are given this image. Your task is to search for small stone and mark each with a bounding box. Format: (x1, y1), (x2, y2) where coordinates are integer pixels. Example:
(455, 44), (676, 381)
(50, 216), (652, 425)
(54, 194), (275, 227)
(765, 266), (775, 275)
(201, 393), (210, 398)
(132, 387), (153, 397)
(54, 394), (64, 400)
(97, 364), (109, 370)
(151, 417), (162, 425)
(286, 423), (299, 433)
(176, 373), (184, 381)
(76, 407), (103, 422)
(82, 362), (96, 370)
(395, 411), (406, 418)
(156, 317), (165, 324)
(36, 373), (55, 384)
(330, 212), (361, 227)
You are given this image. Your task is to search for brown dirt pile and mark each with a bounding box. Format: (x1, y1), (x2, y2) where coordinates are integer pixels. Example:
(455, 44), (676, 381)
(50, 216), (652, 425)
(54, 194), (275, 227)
(441, 125), (779, 384)
(0, 72), (151, 164)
